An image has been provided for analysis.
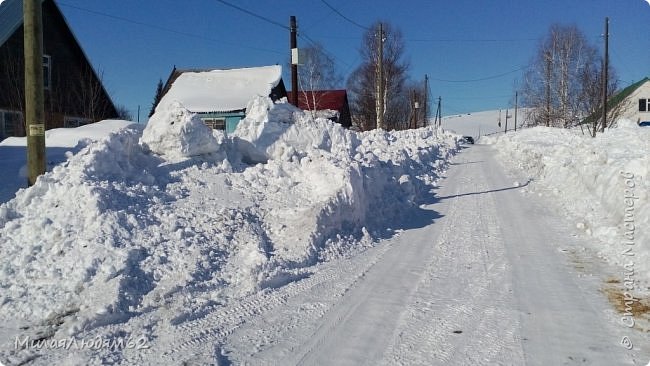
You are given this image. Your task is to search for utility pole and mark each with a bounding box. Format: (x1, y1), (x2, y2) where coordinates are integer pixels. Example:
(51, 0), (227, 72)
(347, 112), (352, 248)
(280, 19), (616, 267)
(600, 17), (609, 133)
(437, 96), (442, 127)
(423, 74), (429, 127)
(504, 108), (509, 133)
(290, 16), (298, 106)
(376, 22), (384, 130)
(514, 91), (518, 132)
(545, 51), (551, 127)
(24, 0), (46, 186)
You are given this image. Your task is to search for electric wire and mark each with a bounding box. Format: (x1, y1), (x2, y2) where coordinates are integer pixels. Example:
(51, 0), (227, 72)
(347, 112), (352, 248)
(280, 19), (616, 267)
(56, 1), (284, 55)
(319, 0), (370, 31)
(429, 65), (529, 83)
(213, 0), (289, 30)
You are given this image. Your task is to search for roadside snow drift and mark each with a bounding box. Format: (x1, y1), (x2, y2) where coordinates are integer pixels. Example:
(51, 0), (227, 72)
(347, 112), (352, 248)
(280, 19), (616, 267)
(0, 98), (458, 354)
(491, 121), (650, 288)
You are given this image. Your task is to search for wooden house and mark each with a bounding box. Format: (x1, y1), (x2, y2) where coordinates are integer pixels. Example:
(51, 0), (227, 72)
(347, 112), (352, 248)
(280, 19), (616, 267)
(0, 0), (118, 141)
(611, 77), (650, 125)
(155, 65), (287, 134)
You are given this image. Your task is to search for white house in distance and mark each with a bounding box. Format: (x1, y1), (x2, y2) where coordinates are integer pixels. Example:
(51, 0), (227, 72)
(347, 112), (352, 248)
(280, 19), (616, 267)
(608, 77), (650, 125)
(155, 65), (287, 134)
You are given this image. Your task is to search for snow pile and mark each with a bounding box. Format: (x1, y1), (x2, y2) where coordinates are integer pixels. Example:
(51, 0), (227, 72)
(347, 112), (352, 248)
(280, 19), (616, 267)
(0, 120), (137, 204)
(0, 98), (458, 347)
(493, 122), (650, 286)
(141, 101), (220, 159)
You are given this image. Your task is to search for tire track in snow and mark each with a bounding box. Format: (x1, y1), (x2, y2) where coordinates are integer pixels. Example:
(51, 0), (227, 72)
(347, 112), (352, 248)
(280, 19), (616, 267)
(131, 239), (394, 364)
(380, 157), (523, 365)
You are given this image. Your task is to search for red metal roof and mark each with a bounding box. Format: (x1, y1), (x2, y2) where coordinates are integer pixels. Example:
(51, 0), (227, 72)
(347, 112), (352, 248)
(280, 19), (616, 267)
(293, 90), (348, 111)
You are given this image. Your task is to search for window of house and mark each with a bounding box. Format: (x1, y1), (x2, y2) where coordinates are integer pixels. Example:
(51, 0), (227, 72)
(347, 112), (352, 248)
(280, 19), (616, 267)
(640, 98), (649, 112)
(43, 55), (51, 90)
(64, 116), (92, 128)
(203, 118), (226, 131)
(1, 110), (23, 138)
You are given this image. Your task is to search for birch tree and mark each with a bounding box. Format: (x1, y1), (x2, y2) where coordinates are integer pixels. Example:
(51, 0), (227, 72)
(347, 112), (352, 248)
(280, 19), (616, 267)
(521, 24), (617, 130)
(347, 21), (409, 131)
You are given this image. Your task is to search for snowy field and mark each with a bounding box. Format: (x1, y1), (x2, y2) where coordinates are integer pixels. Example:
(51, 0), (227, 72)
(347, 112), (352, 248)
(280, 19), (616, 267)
(487, 121), (650, 293)
(441, 108), (533, 139)
(0, 98), (459, 365)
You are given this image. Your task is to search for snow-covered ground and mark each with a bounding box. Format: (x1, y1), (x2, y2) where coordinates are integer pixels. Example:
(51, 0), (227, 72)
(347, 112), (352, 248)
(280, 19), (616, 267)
(487, 121), (650, 291)
(2, 100), (648, 365)
(0, 98), (458, 365)
(441, 108), (533, 139)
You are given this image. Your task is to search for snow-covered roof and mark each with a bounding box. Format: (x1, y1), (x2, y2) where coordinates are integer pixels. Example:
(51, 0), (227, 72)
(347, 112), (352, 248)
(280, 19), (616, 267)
(158, 65), (284, 113)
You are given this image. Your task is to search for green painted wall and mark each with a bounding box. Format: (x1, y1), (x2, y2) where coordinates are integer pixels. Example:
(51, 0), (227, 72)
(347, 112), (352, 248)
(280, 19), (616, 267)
(198, 111), (245, 134)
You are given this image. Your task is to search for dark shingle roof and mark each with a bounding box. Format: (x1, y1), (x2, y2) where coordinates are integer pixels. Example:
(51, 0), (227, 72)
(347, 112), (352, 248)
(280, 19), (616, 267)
(0, 0), (47, 46)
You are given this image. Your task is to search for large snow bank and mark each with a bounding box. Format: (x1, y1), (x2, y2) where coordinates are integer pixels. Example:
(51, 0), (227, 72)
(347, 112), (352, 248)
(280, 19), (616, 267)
(0, 98), (458, 349)
(140, 101), (220, 158)
(0, 120), (138, 205)
(492, 122), (650, 288)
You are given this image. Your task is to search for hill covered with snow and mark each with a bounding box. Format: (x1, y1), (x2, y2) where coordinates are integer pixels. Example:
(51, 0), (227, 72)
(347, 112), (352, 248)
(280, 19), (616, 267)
(442, 108), (533, 139)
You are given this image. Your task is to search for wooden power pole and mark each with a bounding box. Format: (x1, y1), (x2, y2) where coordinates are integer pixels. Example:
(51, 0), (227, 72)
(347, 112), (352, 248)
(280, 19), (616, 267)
(24, 0), (46, 186)
(514, 91), (518, 132)
(376, 22), (384, 130)
(600, 17), (609, 133)
(545, 51), (551, 127)
(290, 16), (298, 106)
(423, 74), (429, 127)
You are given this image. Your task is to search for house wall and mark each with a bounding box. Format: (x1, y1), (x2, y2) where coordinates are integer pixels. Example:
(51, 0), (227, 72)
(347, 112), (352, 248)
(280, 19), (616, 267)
(0, 0), (117, 140)
(617, 81), (650, 124)
(198, 111), (246, 135)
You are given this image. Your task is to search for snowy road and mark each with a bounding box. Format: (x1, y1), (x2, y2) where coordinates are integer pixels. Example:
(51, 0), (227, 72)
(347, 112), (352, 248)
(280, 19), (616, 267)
(205, 144), (641, 366)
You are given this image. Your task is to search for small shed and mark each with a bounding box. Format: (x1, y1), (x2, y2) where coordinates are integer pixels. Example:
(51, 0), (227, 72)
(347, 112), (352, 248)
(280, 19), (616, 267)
(156, 65), (287, 134)
(293, 90), (352, 128)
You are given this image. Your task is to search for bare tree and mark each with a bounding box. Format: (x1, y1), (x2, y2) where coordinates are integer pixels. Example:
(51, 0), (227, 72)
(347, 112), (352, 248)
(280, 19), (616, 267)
(521, 24), (617, 132)
(297, 43), (342, 119)
(115, 105), (133, 121)
(347, 21), (409, 131)
(0, 47), (26, 136)
(404, 80), (428, 129)
(72, 65), (115, 122)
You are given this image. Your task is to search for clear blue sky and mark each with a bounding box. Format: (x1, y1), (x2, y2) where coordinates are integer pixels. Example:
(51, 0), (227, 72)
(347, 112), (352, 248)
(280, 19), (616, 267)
(54, 0), (649, 121)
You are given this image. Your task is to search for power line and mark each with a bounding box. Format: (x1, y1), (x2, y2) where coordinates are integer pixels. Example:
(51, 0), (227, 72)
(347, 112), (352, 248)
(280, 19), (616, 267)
(319, 0), (369, 31)
(298, 32), (353, 70)
(429, 65), (528, 83)
(56, 1), (283, 55)
(213, 0), (288, 30)
(407, 37), (541, 43)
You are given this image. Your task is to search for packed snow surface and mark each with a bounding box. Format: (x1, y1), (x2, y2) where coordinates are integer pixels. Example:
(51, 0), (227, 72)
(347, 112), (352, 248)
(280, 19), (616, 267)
(490, 120), (650, 287)
(0, 98), (458, 364)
